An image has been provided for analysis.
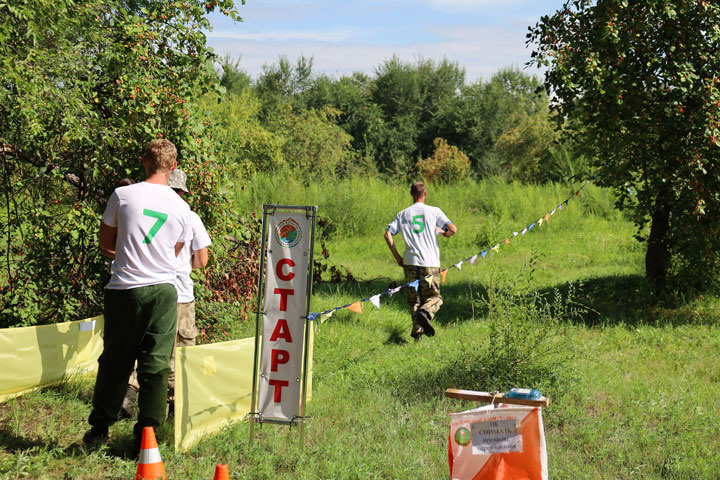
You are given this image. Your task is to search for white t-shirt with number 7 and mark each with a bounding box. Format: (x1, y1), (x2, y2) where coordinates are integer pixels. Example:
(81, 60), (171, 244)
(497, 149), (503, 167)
(103, 181), (191, 290)
(387, 202), (451, 268)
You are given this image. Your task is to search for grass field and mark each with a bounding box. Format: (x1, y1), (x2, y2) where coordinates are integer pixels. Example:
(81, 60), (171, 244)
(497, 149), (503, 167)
(1, 176), (719, 479)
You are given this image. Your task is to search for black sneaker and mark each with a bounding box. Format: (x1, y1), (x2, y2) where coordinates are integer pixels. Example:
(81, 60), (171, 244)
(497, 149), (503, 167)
(410, 328), (424, 341)
(416, 310), (435, 337)
(82, 426), (109, 447)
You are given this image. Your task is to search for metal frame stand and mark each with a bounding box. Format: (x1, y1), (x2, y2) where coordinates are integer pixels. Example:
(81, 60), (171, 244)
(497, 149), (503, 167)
(249, 204), (317, 449)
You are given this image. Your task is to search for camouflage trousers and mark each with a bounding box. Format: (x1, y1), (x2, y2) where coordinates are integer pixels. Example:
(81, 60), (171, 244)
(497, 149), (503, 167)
(128, 301), (198, 396)
(402, 265), (443, 336)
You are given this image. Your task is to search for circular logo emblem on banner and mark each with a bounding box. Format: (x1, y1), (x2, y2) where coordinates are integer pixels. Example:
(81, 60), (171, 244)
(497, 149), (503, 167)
(275, 218), (302, 248)
(455, 427), (471, 446)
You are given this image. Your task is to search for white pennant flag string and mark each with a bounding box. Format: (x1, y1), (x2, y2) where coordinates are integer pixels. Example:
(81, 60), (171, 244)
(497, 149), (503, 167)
(303, 180), (589, 323)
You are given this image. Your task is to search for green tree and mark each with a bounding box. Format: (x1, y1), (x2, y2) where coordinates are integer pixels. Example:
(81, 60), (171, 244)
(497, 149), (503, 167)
(273, 106), (361, 181)
(495, 112), (556, 183)
(529, 0), (720, 290)
(451, 67), (547, 175)
(219, 54), (252, 96)
(200, 89), (284, 175)
(371, 57), (465, 175)
(301, 73), (387, 166)
(494, 108), (586, 184)
(0, 0), (242, 326)
(255, 55), (315, 120)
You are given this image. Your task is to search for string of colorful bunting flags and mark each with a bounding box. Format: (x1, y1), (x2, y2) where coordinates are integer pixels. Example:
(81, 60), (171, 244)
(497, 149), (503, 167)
(305, 179), (593, 323)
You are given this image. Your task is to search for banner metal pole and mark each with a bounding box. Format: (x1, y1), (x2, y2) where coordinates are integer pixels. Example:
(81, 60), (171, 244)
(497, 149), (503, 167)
(249, 204), (271, 443)
(299, 205), (317, 448)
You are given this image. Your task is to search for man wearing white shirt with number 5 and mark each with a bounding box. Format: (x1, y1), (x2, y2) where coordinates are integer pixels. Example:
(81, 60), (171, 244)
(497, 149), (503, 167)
(384, 181), (457, 342)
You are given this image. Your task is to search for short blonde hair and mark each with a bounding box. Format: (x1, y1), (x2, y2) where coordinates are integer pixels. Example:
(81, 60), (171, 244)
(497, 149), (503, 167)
(143, 139), (176, 174)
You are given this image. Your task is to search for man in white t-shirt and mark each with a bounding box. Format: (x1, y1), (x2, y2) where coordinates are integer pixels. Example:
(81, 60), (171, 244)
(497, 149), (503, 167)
(84, 139), (191, 453)
(385, 181), (457, 341)
(121, 169), (211, 418)
(165, 169), (212, 403)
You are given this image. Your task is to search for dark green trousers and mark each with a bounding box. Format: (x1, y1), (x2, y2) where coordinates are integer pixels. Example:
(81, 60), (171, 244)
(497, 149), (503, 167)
(88, 283), (177, 440)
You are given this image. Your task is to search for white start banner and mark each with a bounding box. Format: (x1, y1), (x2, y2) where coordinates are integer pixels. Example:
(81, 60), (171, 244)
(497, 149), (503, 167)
(257, 212), (311, 420)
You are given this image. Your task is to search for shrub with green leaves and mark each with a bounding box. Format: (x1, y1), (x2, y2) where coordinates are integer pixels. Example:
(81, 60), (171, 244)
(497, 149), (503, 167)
(272, 106), (362, 181)
(200, 89), (285, 175)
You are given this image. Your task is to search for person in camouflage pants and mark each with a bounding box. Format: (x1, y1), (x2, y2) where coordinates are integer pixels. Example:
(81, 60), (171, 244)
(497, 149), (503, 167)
(402, 265), (444, 338)
(385, 181), (457, 340)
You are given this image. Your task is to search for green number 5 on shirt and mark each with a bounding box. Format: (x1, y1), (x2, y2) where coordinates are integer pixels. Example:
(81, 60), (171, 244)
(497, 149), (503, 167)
(412, 215), (425, 234)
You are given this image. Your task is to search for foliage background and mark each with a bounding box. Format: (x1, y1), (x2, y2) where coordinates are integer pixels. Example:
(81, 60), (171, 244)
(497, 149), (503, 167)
(4, 0), (718, 329)
(0, 0), (248, 327)
(1, 0), (581, 328)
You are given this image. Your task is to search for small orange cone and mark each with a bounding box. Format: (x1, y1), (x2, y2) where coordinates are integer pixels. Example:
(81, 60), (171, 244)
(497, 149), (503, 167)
(213, 463), (230, 480)
(213, 464), (230, 480)
(136, 426), (166, 480)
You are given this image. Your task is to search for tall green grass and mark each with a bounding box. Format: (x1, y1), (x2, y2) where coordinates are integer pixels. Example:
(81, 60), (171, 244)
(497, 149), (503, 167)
(235, 174), (637, 287)
(235, 173), (623, 242)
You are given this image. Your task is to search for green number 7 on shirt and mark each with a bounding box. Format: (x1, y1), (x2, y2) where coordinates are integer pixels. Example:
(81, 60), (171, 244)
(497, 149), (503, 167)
(143, 209), (168, 244)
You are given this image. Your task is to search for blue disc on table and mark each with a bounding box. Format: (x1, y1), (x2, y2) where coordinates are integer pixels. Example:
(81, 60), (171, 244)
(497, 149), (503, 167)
(505, 388), (542, 400)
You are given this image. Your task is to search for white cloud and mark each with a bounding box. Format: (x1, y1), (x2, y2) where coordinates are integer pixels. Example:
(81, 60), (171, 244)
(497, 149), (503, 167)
(208, 28), (366, 43)
(206, 1), (551, 81)
(208, 23), (540, 82)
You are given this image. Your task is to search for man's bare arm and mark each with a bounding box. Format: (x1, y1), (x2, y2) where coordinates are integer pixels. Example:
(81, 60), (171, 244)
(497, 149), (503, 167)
(441, 223), (457, 238)
(384, 229), (404, 267)
(99, 222), (117, 258)
(174, 242), (185, 257)
(191, 247), (209, 269)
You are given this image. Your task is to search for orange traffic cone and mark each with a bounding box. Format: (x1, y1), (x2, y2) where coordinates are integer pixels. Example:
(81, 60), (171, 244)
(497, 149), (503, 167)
(136, 426), (166, 480)
(213, 464), (230, 480)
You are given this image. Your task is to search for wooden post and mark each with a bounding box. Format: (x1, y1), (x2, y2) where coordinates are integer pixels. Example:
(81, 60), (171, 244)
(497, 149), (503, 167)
(444, 389), (549, 408)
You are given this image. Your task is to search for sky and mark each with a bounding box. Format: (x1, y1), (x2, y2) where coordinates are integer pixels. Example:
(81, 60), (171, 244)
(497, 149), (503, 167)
(205, 0), (566, 83)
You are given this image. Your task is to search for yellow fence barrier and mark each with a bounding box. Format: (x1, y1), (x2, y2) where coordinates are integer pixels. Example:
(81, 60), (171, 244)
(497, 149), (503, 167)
(0, 316), (105, 403)
(175, 327), (313, 452)
(0, 314), (314, 451)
